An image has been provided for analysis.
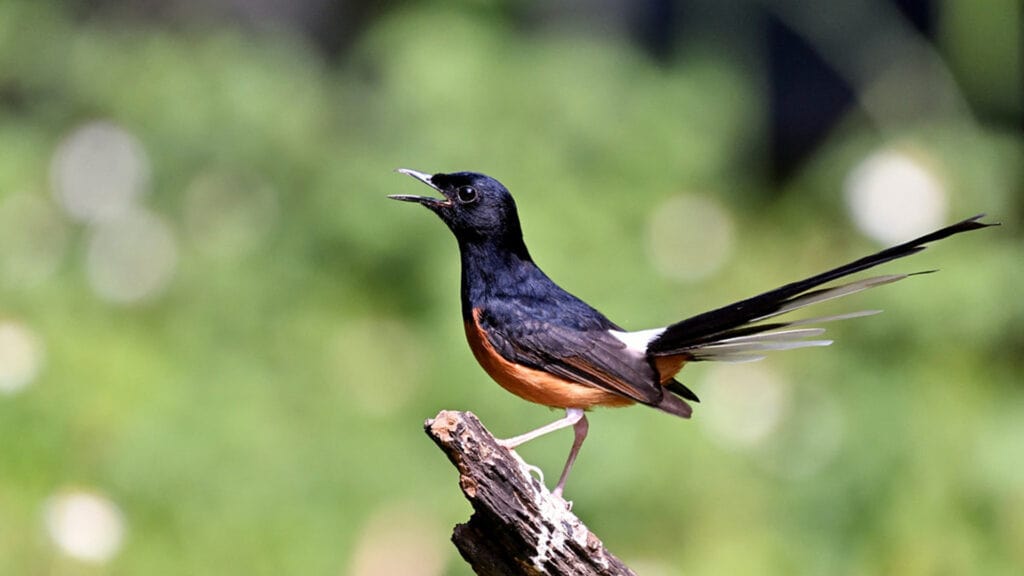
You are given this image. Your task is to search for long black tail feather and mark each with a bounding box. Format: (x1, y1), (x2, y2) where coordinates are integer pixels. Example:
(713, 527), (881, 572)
(648, 215), (996, 356)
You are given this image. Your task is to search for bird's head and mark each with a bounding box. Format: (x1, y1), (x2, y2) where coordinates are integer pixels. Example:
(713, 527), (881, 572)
(390, 169), (524, 246)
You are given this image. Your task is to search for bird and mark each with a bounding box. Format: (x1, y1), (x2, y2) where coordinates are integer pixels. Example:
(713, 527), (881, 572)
(389, 168), (994, 499)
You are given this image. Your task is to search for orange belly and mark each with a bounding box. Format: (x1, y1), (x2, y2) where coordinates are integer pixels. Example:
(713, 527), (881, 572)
(464, 310), (634, 410)
(654, 355), (687, 382)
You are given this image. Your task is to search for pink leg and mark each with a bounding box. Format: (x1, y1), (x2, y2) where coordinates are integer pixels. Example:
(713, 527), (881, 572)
(552, 413), (589, 498)
(496, 408), (590, 498)
(497, 408), (585, 449)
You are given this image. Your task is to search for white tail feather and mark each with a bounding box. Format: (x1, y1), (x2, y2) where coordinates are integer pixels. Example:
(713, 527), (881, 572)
(680, 309), (883, 362)
(716, 327), (827, 344)
(784, 309), (882, 326)
(750, 275), (905, 323)
(695, 339), (833, 354)
(690, 352), (768, 363)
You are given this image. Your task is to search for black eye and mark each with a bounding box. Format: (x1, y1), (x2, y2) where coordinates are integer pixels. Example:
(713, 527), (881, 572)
(456, 186), (478, 204)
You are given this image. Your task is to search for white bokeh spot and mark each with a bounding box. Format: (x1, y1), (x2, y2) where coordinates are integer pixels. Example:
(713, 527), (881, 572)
(44, 490), (126, 564)
(646, 193), (734, 283)
(0, 320), (45, 395)
(845, 148), (948, 244)
(51, 121), (150, 224)
(698, 363), (790, 449)
(86, 208), (178, 305)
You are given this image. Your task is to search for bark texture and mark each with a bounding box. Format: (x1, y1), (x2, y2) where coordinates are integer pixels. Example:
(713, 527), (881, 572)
(425, 410), (635, 576)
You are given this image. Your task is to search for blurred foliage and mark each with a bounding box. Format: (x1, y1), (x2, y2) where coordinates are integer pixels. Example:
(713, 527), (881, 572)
(0, 1), (1022, 575)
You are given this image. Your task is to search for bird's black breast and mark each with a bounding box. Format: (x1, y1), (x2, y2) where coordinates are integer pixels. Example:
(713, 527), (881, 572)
(455, 241), (669, 405)
(458, 240), (616, 332)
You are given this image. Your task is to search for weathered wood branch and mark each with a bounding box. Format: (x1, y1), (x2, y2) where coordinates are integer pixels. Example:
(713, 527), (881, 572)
(425, 410), (636, 576)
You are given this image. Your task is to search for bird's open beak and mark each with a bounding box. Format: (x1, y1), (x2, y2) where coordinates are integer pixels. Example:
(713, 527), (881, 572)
(389, 168), (451, 208)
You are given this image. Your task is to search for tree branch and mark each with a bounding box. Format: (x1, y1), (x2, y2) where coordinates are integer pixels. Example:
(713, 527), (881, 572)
(425, 410), (636, 576)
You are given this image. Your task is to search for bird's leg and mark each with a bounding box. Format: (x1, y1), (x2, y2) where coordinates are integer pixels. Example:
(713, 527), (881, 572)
(495, 408), (590, 503)
(496, 408), (585, 449)
(552, 413), (588, 499)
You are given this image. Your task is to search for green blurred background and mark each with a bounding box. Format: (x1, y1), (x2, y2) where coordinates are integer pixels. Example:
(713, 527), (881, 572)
(0, 0), (1021, 574)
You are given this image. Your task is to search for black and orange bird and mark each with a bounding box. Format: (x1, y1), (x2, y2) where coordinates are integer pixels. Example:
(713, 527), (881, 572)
(390, 168), (994, 498)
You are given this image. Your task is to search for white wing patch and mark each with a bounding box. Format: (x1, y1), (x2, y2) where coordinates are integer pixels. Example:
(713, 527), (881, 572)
(610, 309), (882, 362)
(609, 327), (666, 355)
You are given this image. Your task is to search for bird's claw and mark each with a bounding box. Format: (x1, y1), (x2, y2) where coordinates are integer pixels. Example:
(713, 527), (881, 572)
(522, 462), (545, 485)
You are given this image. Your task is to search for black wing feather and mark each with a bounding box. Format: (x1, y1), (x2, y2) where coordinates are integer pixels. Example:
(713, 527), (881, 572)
(478, 310), (666, 405)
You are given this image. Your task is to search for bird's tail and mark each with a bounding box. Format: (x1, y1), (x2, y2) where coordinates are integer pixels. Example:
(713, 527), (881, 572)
(655, 387), (694, 418)
(647, 215), (996, 362)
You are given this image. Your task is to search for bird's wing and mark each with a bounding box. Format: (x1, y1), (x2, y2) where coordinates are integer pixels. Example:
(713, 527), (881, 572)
(476, 309), (665, 406)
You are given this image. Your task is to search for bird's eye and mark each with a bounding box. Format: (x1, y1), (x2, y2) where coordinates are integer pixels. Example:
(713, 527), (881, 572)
(456, 186), (478, 204)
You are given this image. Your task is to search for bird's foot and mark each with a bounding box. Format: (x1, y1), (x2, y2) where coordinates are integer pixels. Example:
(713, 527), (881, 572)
(522, 461), (545, 485)
(499, 442), (548, 487)
(551, 489), (573, 511)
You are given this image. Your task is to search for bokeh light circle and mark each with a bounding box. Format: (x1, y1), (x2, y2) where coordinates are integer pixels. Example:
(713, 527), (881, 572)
(86, 208), (178, 305)
(698, 363), (790, 449)
(646, 193), (734, 282)
(51, 121), (150, 223)
(43, 489), (126, 564)
(845, 148), (948, 244)
(0, 320), (44, 395)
